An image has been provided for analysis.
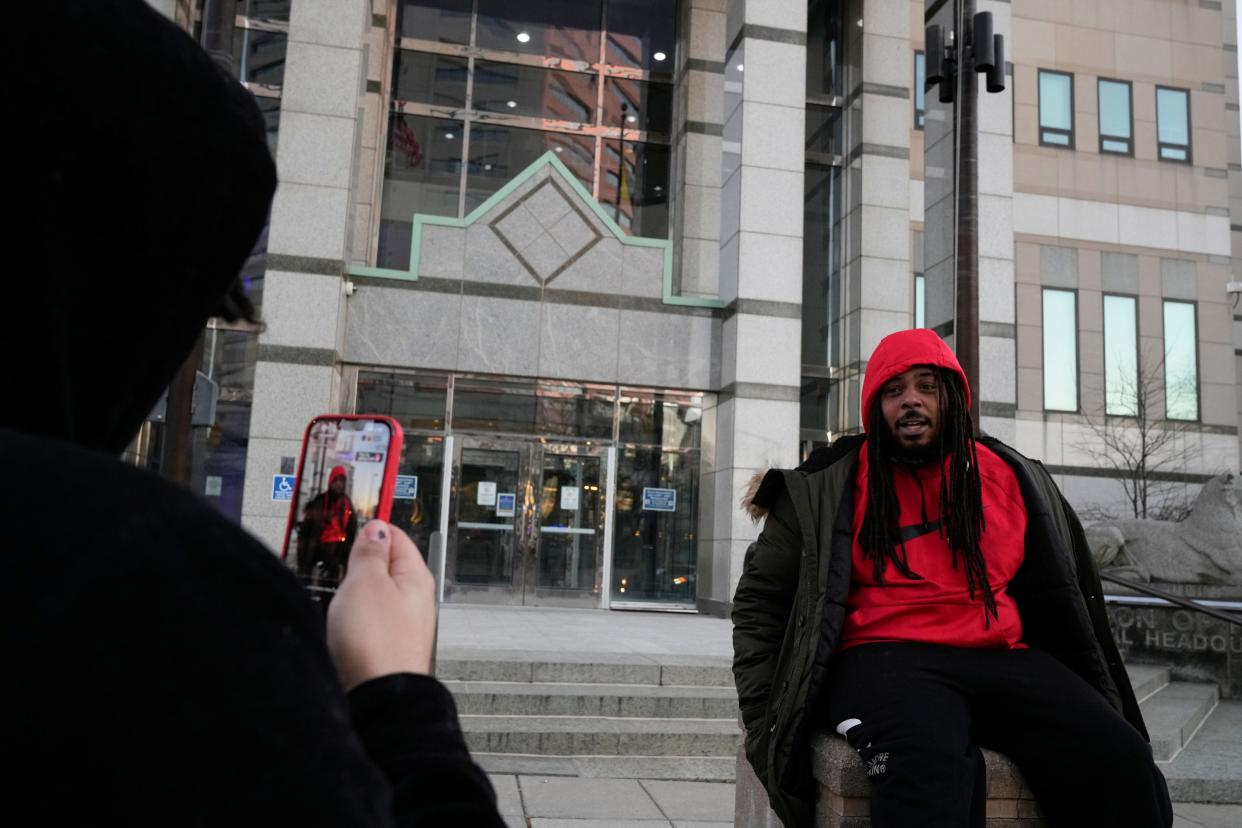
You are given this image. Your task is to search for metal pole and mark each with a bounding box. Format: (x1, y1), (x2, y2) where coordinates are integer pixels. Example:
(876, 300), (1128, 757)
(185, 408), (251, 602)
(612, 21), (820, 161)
(615, 103), (628, 223)
(955, 0), (980, 428)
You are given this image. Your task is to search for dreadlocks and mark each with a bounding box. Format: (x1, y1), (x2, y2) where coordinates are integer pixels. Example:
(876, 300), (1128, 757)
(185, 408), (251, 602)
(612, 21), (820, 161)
(859, 367), (998, 621)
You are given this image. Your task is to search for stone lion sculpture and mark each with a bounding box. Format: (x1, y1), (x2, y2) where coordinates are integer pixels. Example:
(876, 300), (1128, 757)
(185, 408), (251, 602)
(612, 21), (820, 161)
(1084, 472), (1242, 585)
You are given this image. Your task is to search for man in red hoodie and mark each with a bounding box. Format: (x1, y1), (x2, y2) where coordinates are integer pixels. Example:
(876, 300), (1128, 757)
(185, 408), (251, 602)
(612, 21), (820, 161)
(298, 465), (359, 584)
(732, 329), (1171, 827)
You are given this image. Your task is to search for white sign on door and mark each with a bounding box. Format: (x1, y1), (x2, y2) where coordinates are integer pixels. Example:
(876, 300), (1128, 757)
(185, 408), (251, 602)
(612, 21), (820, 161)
(477, 481), (497, 506)
(560, 485), (580, 511)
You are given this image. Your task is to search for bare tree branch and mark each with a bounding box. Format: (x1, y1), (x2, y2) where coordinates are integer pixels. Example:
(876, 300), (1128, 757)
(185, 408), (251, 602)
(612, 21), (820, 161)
(1076, 344), (1194, 519)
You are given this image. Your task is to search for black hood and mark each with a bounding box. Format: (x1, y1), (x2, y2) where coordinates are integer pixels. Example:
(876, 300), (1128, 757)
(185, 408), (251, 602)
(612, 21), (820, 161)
(6, 0), (277, 454)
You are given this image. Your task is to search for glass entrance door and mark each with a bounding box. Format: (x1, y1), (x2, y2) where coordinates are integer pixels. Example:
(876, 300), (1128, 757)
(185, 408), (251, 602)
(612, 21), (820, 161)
(446, 436), (605, 607)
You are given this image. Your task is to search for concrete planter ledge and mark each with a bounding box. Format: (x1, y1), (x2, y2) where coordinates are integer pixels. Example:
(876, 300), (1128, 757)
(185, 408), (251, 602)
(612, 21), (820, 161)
(735, 729), (1047, 827)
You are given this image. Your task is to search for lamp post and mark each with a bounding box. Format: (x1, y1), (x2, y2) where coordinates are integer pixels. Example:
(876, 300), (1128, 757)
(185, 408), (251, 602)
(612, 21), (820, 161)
(615, 102), (628, 225)
(924, 1), (1005, 428)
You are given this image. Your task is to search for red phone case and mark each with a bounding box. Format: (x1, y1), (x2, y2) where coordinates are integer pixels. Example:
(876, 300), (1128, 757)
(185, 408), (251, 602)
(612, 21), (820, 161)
(279, 414), (404, 562)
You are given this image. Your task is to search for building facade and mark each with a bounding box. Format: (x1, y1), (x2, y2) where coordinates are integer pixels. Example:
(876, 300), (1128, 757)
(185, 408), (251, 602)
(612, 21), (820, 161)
(149, 0), (1242, 616)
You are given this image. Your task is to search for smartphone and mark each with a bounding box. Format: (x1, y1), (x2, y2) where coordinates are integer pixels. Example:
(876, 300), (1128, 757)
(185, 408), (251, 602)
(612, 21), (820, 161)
(280, 415), (403, 610)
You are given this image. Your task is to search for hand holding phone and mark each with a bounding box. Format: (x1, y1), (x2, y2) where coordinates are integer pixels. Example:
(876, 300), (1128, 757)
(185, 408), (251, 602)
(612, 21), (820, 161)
(327, 519), (437, 689)
(281, 415), (403, 606)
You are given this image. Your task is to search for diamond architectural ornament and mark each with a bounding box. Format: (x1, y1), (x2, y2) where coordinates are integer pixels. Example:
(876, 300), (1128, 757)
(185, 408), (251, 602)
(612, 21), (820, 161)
(490, 178), (602, 285)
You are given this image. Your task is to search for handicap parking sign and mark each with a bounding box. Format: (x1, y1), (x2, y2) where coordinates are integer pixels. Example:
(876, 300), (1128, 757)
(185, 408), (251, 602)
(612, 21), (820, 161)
(272, 474), (296, 502)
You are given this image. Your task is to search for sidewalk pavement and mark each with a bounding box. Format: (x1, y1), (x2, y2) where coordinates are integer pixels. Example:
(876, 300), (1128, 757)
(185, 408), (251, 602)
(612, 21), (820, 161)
(436, 603), (734, 660)
(436, 605), (1241, 828)
(490, 776), (733, 828)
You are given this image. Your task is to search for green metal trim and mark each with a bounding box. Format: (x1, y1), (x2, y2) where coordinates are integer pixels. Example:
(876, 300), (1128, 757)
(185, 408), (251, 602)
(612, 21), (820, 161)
(344, 151), (725, 309)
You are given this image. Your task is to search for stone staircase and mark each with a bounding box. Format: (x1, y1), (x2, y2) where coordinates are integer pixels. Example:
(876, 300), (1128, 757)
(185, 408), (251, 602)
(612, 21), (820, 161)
(440, 652), (1239, 815)
(1129, 662), (1242, 805)
(438, 654), (739, 782)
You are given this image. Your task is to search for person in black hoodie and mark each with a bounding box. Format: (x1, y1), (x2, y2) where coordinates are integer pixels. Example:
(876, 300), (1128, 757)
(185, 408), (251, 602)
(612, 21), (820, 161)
(2, 2), (504, 825)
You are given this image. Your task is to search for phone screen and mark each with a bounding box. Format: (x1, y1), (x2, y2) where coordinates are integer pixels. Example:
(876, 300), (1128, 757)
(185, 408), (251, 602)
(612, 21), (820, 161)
(282, 416), (401, 601)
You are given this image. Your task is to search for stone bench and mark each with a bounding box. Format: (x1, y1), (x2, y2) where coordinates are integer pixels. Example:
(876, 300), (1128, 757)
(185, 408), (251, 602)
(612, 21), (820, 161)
(735, 729), (1047, 827)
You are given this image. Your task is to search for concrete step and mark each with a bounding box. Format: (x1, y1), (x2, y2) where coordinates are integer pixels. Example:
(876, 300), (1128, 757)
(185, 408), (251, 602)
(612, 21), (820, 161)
(1160, 700), (1242, 805)
(474, 753), (737, 782)
(445, 679), (738, 718)
(460, 714), (740, 757)
(437, 654), (734, 687)
(1140, 681), (1219, 761)
(1126, 663), (1171, 702)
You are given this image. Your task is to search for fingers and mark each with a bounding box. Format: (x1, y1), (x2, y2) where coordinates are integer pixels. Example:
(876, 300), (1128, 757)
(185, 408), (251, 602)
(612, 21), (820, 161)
(387, 525), (432, 584)
(346, 520), (393, 576)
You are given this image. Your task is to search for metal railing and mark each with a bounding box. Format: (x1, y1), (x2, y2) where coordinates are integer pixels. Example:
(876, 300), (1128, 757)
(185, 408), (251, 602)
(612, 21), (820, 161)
(1099, 571), (1242, 627)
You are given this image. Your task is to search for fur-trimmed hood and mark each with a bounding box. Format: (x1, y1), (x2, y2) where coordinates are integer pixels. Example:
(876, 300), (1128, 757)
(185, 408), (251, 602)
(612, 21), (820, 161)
(740, 435), (869, 521)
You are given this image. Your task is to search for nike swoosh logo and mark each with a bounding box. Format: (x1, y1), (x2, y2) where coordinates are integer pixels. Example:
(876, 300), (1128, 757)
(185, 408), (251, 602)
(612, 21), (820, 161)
(898, 518), (943, 543)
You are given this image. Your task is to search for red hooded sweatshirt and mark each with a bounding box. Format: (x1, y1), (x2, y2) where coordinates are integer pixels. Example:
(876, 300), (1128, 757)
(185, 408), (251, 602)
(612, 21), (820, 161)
(837, 329), (1027, 650)
(318, 465), (353, 544)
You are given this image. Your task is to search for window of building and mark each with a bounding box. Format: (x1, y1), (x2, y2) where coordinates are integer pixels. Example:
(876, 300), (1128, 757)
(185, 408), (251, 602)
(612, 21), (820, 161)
(1156, 86), (1192, 163)
(914, 51), (925, 129)
(1042, 288), (1078, 411)
(801, 0), (846, 443)
(1103, 294), (1138, 415)
(378, 0), (675, 270)
(1038, 69), (1074, 148)
(1098, 78), (1132, 156)
(914, 274), (926, 328)
(1162, 301), (1198, 420)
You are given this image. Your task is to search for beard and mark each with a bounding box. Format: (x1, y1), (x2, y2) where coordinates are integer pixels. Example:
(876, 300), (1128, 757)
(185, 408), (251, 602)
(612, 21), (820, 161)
(880, 421), (940, 466)
(888, 440), (939, 466)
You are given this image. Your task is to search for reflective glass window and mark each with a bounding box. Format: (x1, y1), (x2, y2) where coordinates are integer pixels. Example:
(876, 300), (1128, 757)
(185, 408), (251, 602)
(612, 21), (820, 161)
(356, 371), (449, 431)
(1098, 79), (1132, 155)
(233, 28), (287, 86)
(1157, 87), (1191, 163)
(473, 60), (596, 124)
(390, 435), (446, 561)
(914, 52), (925, 129)
(256, 96), (281, 154)
(467, 123), (593, 213)
(806, 0), (843, 98)
(476, 0), (602, 63)
(801, 163), (842, 368)
(1163, 301), (1198, 420)
(604, 76), (673, 136)
(915, 274), (926, 329)
(1103, 295), (1138, 416)
(805, 104), (842, 158)
(617, 390), (703, 449)
(799, 377), (841, 436)
(1042, 289), (1078, 411)
(381, 0), (673, 266)
(452, 378), (538, 434)
(394, 51), (468, 108)
(605, 0), (677, 75)
(243, 0), (291, 22)
(399, 0), (472, 44)
(1038, 70), (1073, 147)
(377, 115), (464, 269)
(601, 139), (669, 238)
(610, 447), (699, 606)
(535, 383), (615, 439)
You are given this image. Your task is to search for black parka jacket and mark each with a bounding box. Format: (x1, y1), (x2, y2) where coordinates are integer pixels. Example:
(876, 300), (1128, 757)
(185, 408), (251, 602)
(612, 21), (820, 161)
(731, 435), (1148, 828)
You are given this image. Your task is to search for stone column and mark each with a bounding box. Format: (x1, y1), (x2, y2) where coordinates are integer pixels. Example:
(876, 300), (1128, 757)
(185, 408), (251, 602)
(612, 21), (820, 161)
(701, 0), (807, 614)
(240, 0), (369, 549)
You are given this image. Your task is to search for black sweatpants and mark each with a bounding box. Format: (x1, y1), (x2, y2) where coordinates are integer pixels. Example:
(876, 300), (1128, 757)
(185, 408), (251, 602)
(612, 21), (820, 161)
(822, 643), (1172, 827)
